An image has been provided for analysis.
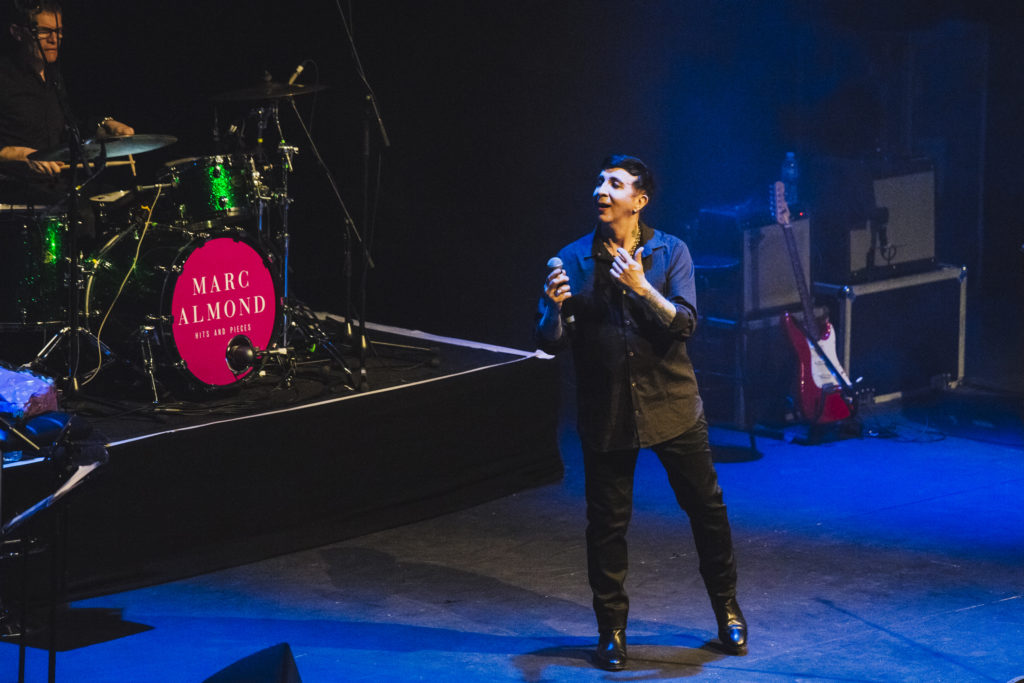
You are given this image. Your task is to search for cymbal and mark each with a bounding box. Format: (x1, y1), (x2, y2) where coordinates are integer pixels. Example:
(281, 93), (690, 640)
(30, 134), (177, 162)
(211, 81), (328, 102)
(89, 189), (133, 203)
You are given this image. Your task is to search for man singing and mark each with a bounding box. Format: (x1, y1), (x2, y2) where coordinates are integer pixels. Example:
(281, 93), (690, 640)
(535, 155), (747, 670)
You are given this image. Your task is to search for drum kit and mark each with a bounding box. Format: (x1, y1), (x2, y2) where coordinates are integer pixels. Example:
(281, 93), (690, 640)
(0, 78), (357, 402)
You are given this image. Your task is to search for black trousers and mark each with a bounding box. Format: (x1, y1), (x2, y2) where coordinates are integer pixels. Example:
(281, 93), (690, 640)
(583, 416), (738, 632)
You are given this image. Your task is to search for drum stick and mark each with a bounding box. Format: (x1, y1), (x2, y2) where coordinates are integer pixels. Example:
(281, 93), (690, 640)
(128, 154), (137, 177)
(58, 160), (136, 171)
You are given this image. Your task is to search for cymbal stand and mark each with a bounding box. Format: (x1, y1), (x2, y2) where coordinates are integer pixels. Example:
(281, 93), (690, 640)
(255, 99), (354, 388)
(27, 90), (114, 390)
(269, 101), (295, 347)
(246, 103), (291, 344)
(248, 106), (269, 253)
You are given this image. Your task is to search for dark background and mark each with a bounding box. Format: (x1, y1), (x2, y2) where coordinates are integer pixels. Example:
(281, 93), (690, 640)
(37, 1), (1024, 363)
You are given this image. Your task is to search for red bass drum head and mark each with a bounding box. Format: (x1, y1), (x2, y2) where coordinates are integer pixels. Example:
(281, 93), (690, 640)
(169, 236), (277, 386)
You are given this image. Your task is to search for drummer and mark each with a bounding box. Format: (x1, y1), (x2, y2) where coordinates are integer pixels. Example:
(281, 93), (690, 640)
(0, 0), (133, 218)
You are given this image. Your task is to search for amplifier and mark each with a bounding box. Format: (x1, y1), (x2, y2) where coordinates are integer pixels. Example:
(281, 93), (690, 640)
(812, 159), (936, 283)
(691, 206), (809, 318)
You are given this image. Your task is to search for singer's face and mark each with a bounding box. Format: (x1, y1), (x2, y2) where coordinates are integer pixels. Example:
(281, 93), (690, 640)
(593, 168), (644, 225)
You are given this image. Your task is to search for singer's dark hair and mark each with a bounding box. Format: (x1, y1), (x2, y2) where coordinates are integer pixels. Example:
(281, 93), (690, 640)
(601, 154), (655, 200)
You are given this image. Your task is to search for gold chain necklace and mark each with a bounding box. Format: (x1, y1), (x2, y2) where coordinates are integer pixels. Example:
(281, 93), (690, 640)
(628, 225), (641, 256)
(603, 224), (643, 258)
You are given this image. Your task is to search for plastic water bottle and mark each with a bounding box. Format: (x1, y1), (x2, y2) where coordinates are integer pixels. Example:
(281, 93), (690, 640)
(780, 151), (799, 206)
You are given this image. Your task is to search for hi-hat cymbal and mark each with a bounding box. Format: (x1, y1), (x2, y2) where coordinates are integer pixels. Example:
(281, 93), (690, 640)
(211, 81), (328, 102)
(30, 134), (177, 162)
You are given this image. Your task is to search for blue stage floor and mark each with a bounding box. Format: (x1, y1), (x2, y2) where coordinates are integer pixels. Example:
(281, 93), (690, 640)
(2, 384), (1021, 682)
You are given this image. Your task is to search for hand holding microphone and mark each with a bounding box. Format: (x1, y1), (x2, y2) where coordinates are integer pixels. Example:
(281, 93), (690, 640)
(546, 256), (575, 330)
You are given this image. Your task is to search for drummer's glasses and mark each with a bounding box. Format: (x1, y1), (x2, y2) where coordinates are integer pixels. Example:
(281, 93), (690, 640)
(27, 26), (64, 40)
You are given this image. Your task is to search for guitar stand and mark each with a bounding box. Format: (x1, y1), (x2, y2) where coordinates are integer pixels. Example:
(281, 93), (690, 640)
(789, 414), (864, 446)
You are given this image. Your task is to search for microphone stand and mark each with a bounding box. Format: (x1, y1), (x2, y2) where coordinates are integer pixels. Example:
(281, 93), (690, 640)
(332, 2), (437, 384)
(356, 96), (378, 390)
(286, 96), (369, 388)
(351, 93), (435, 376)
(345, 1), (391, 391)
(62, 113), (86, 391)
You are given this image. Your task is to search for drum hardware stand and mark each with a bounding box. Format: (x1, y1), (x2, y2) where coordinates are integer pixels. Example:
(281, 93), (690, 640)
(256, 346), (299, 390)
(137, 326), (161, 404)
(25, 75), (110, 395)
(247, 101), (296, 344)
(226, 331), (353, 391)
(27, 324), (114, 385)
(250, 96), (359, 388)
(248, 156), (269, 244)
(281, 307), (355, 391)
(264, 347), (298, 389)
(270, 104), (296, 349)
(23, 234), (117, 387)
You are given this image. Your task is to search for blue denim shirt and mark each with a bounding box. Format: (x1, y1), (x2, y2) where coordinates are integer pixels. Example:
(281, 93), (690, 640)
(536, 223), (704, 452)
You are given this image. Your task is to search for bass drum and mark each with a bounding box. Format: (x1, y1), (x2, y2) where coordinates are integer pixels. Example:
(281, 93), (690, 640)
(86, 225), (279, 392)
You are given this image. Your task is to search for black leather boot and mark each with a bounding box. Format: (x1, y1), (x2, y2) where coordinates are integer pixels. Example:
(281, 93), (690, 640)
(712, 596), (748, 655)
(595, 628), (627, 670)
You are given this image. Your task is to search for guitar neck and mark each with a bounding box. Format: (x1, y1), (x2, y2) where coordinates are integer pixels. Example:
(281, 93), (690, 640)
(780, 218), (818, 338)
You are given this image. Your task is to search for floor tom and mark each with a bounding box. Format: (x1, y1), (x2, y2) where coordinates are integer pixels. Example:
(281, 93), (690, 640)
(0, 208), (67, 326)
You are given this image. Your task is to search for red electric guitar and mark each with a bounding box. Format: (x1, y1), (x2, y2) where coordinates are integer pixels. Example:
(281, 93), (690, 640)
(774, 182), (853, 424)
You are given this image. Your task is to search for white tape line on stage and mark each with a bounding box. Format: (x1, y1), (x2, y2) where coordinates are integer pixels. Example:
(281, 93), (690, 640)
(318, 313), (551, 358)
(106, 319), (553, 448)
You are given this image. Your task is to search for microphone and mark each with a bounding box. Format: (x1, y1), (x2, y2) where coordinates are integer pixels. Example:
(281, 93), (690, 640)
(287, 62), (305, 86)
(135, 181), (176, 192)
(226, 335), (290, 375)
(546, 257), (576, 330)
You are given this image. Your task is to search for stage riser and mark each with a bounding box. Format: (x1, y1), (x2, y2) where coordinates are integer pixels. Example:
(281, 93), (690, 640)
(9, 356), (562, 600)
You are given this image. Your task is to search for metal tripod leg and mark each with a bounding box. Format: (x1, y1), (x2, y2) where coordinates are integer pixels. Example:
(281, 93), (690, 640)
(285, 304), (355, 391)
(137, 326), (161, 404)
(25, 326), (114, 389)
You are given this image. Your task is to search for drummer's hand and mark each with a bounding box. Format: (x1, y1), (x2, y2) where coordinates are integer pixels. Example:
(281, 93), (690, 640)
(0, 146), (62, 177)
(27, 158), (62, 176)
(98, 119), (135, 137)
